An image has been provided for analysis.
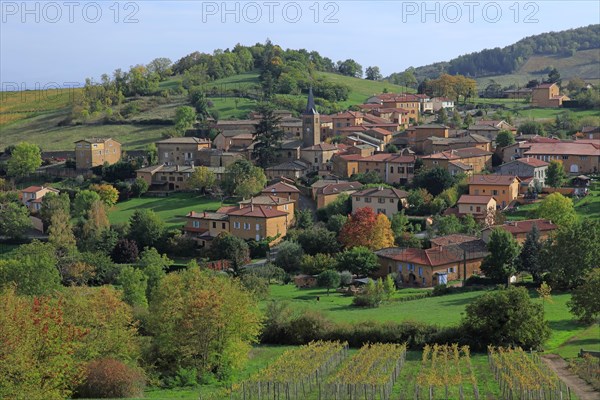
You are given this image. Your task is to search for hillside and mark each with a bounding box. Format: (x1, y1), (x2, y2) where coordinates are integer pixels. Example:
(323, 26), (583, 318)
(0, 71), (412, 151)
(397, 24), (600, 83)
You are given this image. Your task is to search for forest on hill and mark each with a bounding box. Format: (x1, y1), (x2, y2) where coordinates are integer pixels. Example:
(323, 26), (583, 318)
(389, 24), (600, 82)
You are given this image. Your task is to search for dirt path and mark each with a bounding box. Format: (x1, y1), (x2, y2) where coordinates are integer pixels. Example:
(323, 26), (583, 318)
(542, 354), (599, 400)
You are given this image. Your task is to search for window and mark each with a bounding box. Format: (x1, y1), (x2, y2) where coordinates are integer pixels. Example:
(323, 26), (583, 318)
(390, 167), (394, 173)
(365, 197), (371, 203)
(476, 206), (481, 212)
(389, 199), (394, 203)
(314, 158), (318, 163)
(398, 264), (402, 272)
(233, 222), (240, 229)
(243, 223), (250, 230)
(192, 221), (200, 228)
(492, 190), (498, 195)
(212, 222), (216, 228)
(222, 223), (226, 229)
(377, 208), (386, 214)
(160, 176), (167, 181)
(177, 177), (183, 182)
(378, 198), (385, 204)
(448, 267), (455, 273)
(164, 152), (169, 158)
(256, 224), (260, 231)
(562, 155), (569, 160)
(399, 167), (405, 173)
(422, 277), (426, 285)
(418, 267), (423, 276)
(355, 197), (360, 201)
(470, 205), (473, 211)
(581, 156), (588, 160)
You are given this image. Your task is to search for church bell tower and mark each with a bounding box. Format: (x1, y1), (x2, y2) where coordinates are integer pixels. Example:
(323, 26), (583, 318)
(302, 87), (320, 148)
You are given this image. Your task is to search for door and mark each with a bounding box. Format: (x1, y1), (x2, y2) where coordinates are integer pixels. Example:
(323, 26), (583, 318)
(437, 273), (448, 285)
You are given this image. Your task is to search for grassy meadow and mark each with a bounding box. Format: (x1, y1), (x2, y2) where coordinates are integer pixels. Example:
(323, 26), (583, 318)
(108, 193), (225, 228)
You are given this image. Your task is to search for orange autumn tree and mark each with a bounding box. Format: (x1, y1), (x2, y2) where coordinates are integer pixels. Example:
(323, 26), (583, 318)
(339, 207), (395, 250)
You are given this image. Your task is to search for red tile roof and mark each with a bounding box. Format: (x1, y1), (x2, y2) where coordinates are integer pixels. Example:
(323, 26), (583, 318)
(484, 219), (558, 235)
(262, 182), (300, 194)
(469, 175), (520, 186)
(457, 195), (495, 205)
(224, 204), (288, 218)
(524, 142), (600, 156)
(422, 147), (491, 160)
(510, 157), (549, 167)
(21, 186), (44, 193)
(376, 240), (488, 267)
(316, 181), (362, 196)
(352, 187), (409, 199)
(302, 143), (339, 151)
(429, 234), (479, 247)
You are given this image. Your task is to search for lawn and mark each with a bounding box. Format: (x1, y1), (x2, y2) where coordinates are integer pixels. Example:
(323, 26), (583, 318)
(265, 284), (598, 356)
(108, 193), (224, 228)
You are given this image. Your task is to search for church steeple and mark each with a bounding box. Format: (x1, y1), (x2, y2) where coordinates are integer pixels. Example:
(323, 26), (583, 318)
(302, 87), (320, 147)
(305, 86), (318, 115)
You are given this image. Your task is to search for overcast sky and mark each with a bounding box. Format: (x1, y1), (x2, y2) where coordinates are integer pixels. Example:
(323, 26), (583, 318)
(1, 1), (599, 88)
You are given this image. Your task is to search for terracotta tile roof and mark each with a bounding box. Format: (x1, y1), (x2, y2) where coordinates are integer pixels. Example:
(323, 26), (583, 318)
(262, 182), (300, 194)
(524, 142), (600, 156)
(240, 195), (294, 205)
(484, 219), (558, 235)
(366, 127), (395, 136)
(468, 125), (500, 131)
(362, 114), (394, 125)
(352, 187), (409, 199)
(507, 157), (549, 168)
(316, 181), (362, 196)
(429, 234), (479, 247)
(21, 186), (44, 193)
(332, 111), (364, 119)
(448, 161), (473, 170)
(469, 175), (520, 186)
(266, 160), (310, 171)
(422, 147), (491, 160)
(337, 154), (364, 161)
(187, 211), (229, 220)
(302, 143), (339, 151)
(226, 204), (288, 218)
(156, 137), (211, 144)
(457, 195), (494, 205)
(376, 240), (488, 267)
(75, 137), (119, 144)
(535, 83), (556, 88)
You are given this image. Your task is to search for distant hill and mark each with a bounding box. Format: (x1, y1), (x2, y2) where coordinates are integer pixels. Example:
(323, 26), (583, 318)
(391, 24), (600, 84)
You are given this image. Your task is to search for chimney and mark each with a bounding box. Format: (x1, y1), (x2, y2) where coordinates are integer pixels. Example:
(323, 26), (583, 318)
(378, 186), (383, 191)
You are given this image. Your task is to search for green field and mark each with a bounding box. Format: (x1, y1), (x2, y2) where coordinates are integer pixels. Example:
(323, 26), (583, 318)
(108, 193), (224, 228)
(506, 187), (600, 221)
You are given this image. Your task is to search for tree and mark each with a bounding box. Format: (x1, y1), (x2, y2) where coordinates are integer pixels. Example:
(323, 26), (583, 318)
(174, 106), (197, 134)
(383, 275), (396, 300)
(76, 358), (145, 399)
(0, 288), (87, 400)
(252, 103), (285, 168)
(413, 167), (455, 196)
(128, 209), (165, 249)
(186, 166), (216, 193)
(518, 225), (543, 282)
(481, 228), (520, 284)
(0, 241), (60, 295)
(545, 160), (567, 188)
(326, 214), (348, 235)
(407, 188), (433, 215)
(0, 202), (32, 239)
(130, 177), (149, 198)
(117, 266), (148, 307)
(211, 232), (250, 274)
(297, 227), (340, 255)
(40, 192), (70, 231)
(221, 159), (267, 198)
(371, 214), (395, 249)
(274, 240), (304, 273)
(48, 208), (77, 255)
(365, 66), (382, 81)
(61, 286), (140, 365)
(435, 214), (463, 235)
(74, 190), (101, 218)
(337, 59), (363, 78)
(518, 121), (545, 136)
(147, 57), (172, 80)
(111, 239), (139, 264)
(568, 269), (600, 324)
(462, 286), (549, 349)
(146, 143), (158, 165)
(545, 67), (561, 85)
(6, 142), (42, 179)
(436, 108), (448, 125)
(335, 246), (380, 276)
(90, 184), (119, 208)
(463, 113), (474, 128)
(537, 192), (576, 227)
(339, 208), (394, 250)
(317, 270), (340, 295)
(542, 220), (600, 289)
(148, 267), (262, 380)
(495, 130), (515, 148)
(300, 253), (337, 275)
(137, 247), (172, 301)
(390, 210), (410, 237)
(295, 209), (314, 229)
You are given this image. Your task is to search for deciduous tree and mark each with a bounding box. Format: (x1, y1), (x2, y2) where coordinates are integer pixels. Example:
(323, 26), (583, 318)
(481, 228), (520, 284)
(0, 241), (60, 295)
(317, 270), (340, 294)
(335, 246), (379, 276)
(221, 159), (267, 199)
(568, 269), (600, 324)
(545, 160), (567, 188)
(518, 225), (543, 283)
(6, 142), (42, 179)
(211, 232), (250, 275)
(339, 208), (394, 250)
(186, 166), (216, 193)
(537, 192), (576, 226)
(90, 184), (119, 208)
(74, 190), (102, 218)
(0, 202), (32, 239)
(128, 209), (165, 249)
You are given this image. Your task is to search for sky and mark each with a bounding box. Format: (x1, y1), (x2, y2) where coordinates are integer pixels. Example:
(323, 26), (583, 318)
(1, 0), (599, 88)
